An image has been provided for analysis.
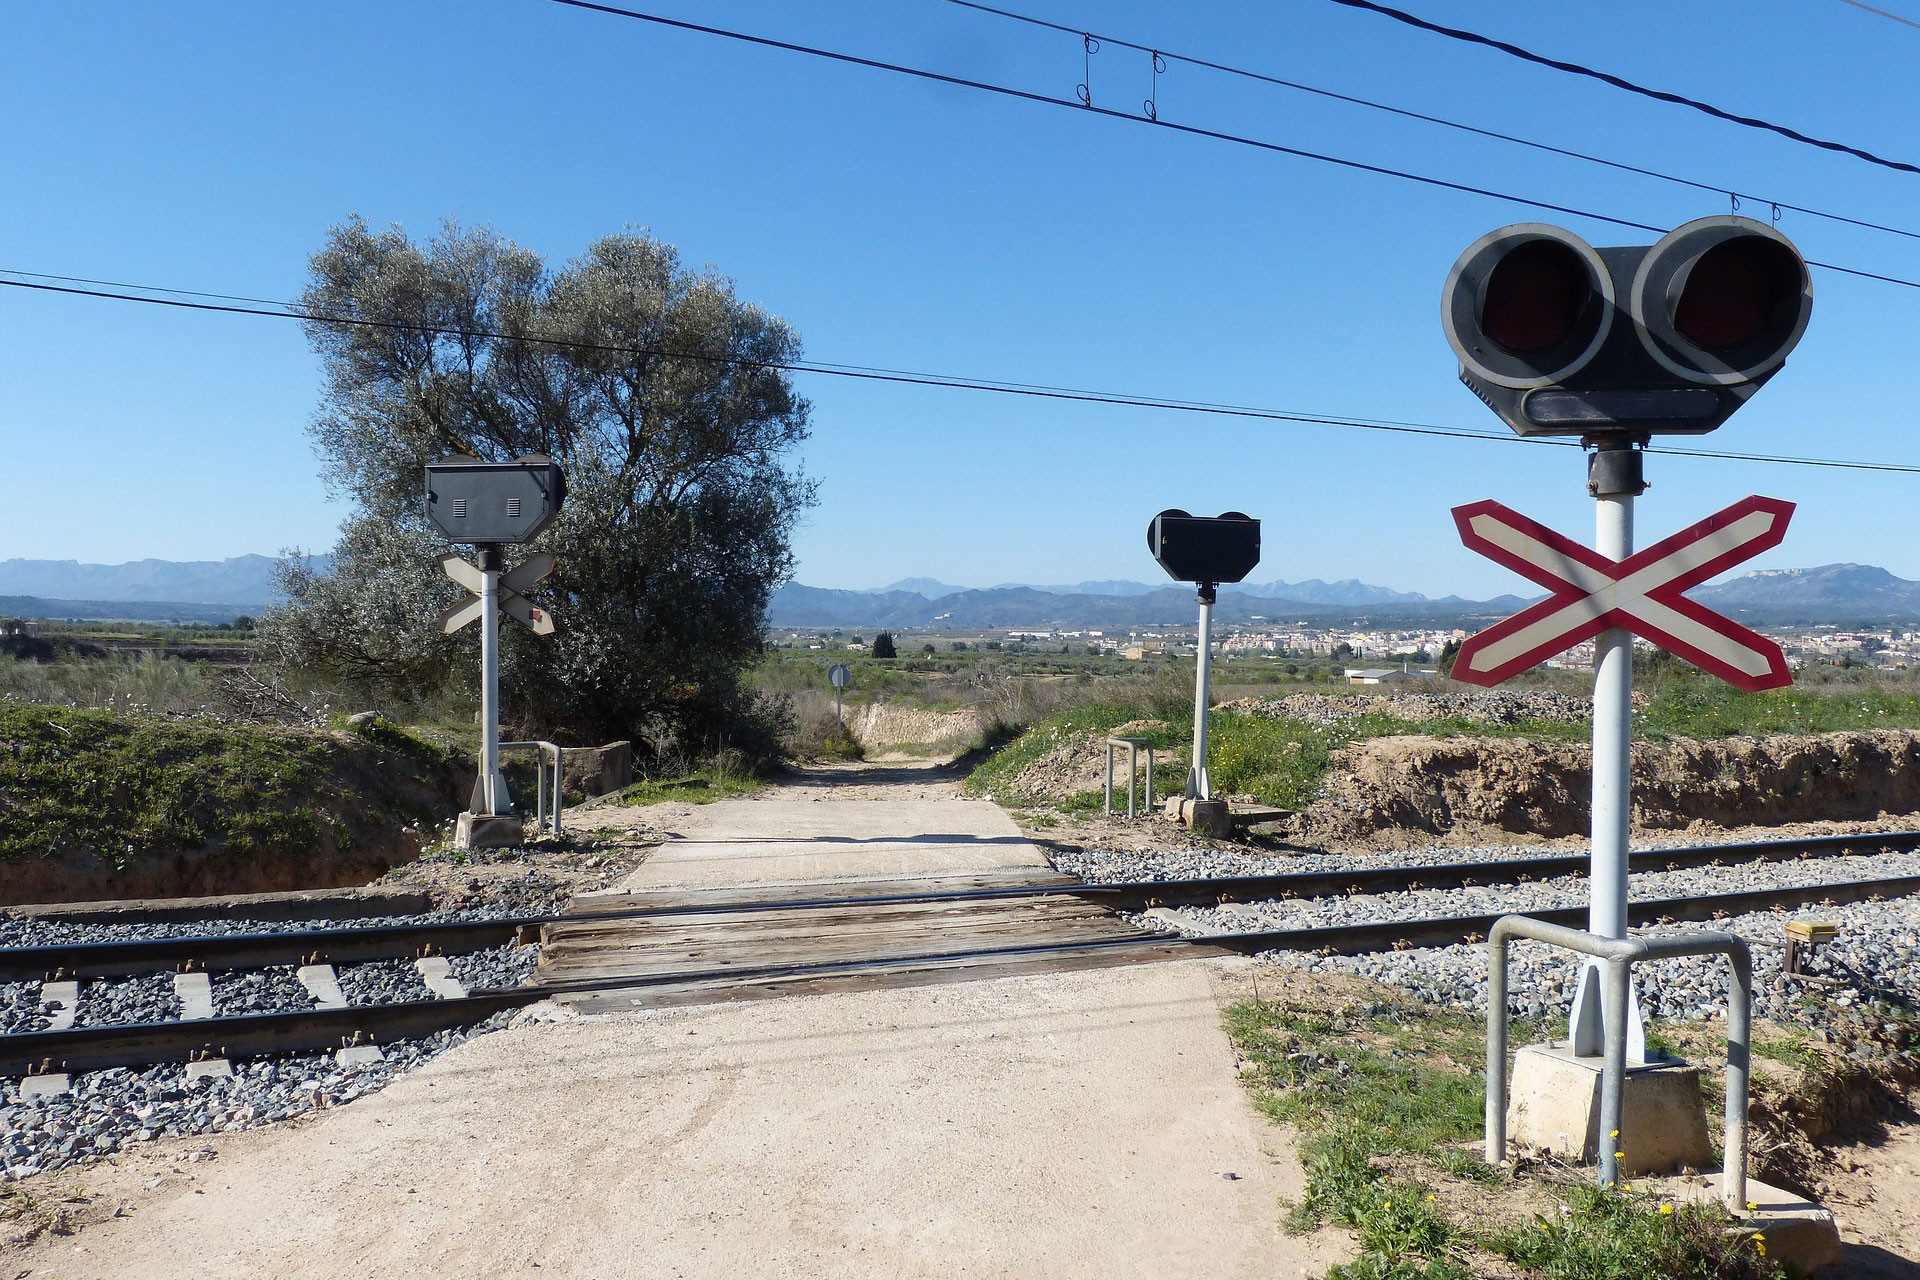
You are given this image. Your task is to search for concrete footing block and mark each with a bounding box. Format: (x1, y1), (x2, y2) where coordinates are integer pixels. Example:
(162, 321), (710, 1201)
(1187, 798), (1232, 838)
(1160, 795), (1232, 837)
(184, 1058), (233, 1081)
(1506, 1042), (1713, 1175)
(455, 812), (526, 849)
(1667, 1173), (1844, 1277)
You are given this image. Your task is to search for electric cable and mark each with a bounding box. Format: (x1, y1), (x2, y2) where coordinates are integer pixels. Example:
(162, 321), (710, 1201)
(945, 0), (1920, 244)
(7, 269), (1920, 477)
(1834, 0), (1920, 31)
(541, 0), (1664, 237)
(535, 0), (1920, 297)
(1327, 0), (1920, 176)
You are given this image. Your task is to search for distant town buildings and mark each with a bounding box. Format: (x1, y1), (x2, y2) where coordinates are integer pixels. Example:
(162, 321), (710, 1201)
(772, 620), (1920, 674)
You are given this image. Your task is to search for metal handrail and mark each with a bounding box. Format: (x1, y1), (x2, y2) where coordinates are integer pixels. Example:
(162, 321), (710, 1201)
(1104, 737), (1155, 818)
(1486, 915), (1751, 1209)
(498, 740), (564, 836)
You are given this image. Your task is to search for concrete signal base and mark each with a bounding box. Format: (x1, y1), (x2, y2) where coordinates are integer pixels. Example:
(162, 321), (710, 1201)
(1665, 1172), (1844, 1277)
(454, 812), (526, 850)
(1506, 1043), (1713, 1175)
(1162, 795), (1233, 839)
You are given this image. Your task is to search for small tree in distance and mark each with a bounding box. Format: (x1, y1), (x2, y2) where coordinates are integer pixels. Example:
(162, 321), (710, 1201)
(871, 631), (897, 659)
(261, 217), (815, 757)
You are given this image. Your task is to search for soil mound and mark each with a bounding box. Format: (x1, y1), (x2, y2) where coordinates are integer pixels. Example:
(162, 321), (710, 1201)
(1301, 729), (1920, 847)
(993, 724), (1185, 802)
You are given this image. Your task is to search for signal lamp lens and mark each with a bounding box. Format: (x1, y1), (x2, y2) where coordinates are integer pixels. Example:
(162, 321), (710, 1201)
(1673, 237), (1800, 351)
(1481, 239), (1590, 354)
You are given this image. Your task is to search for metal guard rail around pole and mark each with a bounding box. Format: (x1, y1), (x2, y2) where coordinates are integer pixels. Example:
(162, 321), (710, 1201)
(1103, 737), (1155, 819)
(1485, 915), (1751, 1210)
(497, 741), (564, 837)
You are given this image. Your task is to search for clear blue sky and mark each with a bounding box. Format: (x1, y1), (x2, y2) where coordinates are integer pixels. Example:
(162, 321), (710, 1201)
(5, 0), (1919, 598)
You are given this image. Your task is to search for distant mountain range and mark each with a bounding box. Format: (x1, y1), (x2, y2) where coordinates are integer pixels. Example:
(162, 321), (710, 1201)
(0, 556), (288, 609)
(0, 595), (254, 626)
(4, 556), (1919, 630)
(1691, 564), (1920, 624)
(784, 563), (1920, 629)
(870, 576), (1435, 606)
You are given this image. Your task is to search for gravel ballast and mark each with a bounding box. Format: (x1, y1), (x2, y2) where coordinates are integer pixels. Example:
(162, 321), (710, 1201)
(0, 1012), (516, 1181)
(0, 903), (538, 950)
(1260, 896), (1920, 1025)
(0, 903), (546, 1182)
(1083, 837), (1920, 1025)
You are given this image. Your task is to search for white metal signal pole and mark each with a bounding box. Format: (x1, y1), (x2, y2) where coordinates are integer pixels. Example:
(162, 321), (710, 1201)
(1570, 444), (1646, 1060)
(475, 545), (511, 816)
(1187, 582), (1216, 800)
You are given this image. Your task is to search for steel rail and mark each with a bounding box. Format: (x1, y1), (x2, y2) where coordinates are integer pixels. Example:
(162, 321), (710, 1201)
(6, 828), (1917, 982)
(524, 870), (1920, 996)
(556, 828), (1920, 923)
(6, 868), (1916, 1078)
(0, 916), (547, 983)
(0, 990), (547, 1076)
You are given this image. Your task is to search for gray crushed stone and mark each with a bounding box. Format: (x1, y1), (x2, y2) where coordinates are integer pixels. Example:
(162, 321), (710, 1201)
(0, 1011), (516, 1181)
(73, 973), (181, 1027)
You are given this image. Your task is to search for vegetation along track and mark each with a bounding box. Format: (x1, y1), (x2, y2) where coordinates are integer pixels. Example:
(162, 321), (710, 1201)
(6, 829), (1920, 1079)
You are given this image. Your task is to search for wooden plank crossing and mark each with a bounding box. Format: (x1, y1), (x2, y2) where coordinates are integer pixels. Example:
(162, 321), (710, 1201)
(539, 869), (1186, 1010)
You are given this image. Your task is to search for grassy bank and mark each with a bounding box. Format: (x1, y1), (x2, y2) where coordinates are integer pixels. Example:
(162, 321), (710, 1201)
(0, 704), (465, 899)
(1228, 992), (1783, 1279)
(1637, 681), (1920, 739)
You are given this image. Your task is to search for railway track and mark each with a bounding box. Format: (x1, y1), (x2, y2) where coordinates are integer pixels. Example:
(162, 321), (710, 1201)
(6, 829), (1920, 1080)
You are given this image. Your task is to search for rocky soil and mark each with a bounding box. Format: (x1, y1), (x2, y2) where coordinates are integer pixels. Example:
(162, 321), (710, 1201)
(1221, 688), (1597, 726)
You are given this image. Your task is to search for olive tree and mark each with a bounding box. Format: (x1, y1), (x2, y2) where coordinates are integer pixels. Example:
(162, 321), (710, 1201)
(261, 218), (814, 755)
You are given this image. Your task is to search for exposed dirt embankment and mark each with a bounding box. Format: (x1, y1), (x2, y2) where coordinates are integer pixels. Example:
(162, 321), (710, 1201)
(1301, 729), (1920, 847)
(0, 705), (469, 903)
(852, 703), (984, 756)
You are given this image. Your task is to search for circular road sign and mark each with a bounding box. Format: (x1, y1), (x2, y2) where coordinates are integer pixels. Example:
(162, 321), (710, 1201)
(828, 663), (852, 689)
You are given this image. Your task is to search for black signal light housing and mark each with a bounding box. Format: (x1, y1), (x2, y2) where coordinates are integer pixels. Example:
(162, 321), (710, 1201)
(1148, 510), (1261, 586)
(1441, 216), (1812, 437)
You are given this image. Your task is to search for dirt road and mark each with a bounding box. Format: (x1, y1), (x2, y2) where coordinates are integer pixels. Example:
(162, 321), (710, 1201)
(10, 762), (1331, 1279)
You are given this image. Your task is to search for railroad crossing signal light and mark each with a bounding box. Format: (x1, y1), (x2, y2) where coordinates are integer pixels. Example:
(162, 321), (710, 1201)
(425, 455), (568, 544)
(1148, 509), (1261, 585)
(1441, 217), (1813, 437)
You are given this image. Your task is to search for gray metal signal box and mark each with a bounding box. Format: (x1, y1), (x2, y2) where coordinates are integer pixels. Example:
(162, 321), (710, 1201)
(425, 456), (567, 545)
(1148, 510), (1261, 586)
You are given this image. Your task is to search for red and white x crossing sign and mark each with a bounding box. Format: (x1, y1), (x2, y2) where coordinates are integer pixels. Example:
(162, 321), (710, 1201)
(1451, 495), (1795, 691)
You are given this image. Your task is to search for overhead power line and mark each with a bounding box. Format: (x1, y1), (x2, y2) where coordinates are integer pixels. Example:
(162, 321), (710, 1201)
(945, 0), (1920, 244)
(1327, 0), (1920, 176)
(542, 0), (1660, 236)
(537, 0), (1920, 297)
(1834, 0), (1920, 30)
(5, 268), (1919, 478)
